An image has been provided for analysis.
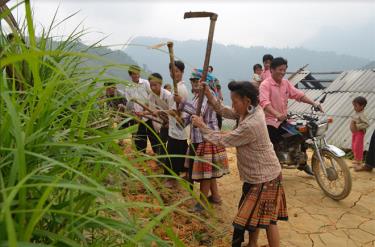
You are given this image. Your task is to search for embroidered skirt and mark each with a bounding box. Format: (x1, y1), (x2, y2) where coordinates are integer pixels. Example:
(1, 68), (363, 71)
(185, 141), (229, 181)
(233, 174), (288, 231)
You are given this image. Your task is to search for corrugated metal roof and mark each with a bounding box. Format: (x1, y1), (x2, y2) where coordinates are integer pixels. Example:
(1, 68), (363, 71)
(289, 70), (311, 86)
(288, 69), (375, 150)
(325, 69), (375, 93)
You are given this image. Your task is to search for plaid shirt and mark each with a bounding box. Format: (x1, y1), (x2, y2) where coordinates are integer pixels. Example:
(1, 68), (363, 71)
(180, 94), (218, 144)
(199, 101), (281, 184)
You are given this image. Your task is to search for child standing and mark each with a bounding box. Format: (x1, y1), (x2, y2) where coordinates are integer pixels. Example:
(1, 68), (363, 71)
(351, 96), (369, 168)
(175, 69), (229, 212)
(251, 63), (263, 88)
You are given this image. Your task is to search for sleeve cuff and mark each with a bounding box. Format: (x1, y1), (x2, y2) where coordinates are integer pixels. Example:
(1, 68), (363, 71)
(200, 125), (212, 135)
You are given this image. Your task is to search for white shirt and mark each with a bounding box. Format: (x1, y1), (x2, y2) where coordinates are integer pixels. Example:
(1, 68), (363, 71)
(168, 81), (189, 140)
(149, 88), (172, 132)
(119, 78), (150, 121)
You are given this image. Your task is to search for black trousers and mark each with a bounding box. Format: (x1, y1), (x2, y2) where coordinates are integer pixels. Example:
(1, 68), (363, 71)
(267, 125), (307, 154)
(153, 127), (169, 156)
(164, 137), (188, 176)
(232, 183), (252, 247)
(366, 130), (375, 168)
(133, 120), (161, 154)
(267, 125), (286, 148)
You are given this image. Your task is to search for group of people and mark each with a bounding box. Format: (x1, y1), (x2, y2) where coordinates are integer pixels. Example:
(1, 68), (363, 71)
(106, 63), (230, 212)
(105, 53), (372, 247)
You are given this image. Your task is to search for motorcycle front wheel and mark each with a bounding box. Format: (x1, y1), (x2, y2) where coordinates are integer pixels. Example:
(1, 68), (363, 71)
(312, 150), (352, 200)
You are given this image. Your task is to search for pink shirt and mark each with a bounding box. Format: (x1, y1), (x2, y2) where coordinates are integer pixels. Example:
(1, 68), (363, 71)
(259, 77), (305, 128)
(261, 69), (271, 81)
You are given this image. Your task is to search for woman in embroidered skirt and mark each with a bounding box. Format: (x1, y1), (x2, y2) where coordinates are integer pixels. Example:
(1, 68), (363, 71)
(192, 81), (288, 247)
(175, 69), (229, 212)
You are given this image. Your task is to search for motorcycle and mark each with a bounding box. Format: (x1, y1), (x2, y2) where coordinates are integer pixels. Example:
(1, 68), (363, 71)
(275, 107), (352, 200)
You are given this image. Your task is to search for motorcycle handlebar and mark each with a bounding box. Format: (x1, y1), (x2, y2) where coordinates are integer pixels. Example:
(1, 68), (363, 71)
(287, 113), (319, 122)
(313, 106), (322, 112)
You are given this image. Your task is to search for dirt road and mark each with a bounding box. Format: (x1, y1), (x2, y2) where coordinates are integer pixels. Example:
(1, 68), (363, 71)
(212, 148), (375, 247)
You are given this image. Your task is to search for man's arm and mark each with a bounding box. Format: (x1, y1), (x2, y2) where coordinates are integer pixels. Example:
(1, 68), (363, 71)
(300, 95), (323, 111)
(287, 81), (323, 112)
(259, 82), (286, 121)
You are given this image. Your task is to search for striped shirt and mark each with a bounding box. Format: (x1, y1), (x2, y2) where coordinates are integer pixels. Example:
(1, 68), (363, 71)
(199, 102), (281, 184)
(179, 94), (218, 143)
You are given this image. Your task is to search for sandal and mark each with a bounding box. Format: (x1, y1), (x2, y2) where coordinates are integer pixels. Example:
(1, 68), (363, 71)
(208, 195), (222, 205)
(354, 164), (373, 172)
(350, 161), (360, 168)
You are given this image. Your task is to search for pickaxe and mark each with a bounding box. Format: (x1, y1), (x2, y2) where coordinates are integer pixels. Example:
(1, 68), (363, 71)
(184, 11), (218, 115)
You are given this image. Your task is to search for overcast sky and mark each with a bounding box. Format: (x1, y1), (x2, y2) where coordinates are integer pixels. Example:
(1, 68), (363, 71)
(8, 0), (375, 57)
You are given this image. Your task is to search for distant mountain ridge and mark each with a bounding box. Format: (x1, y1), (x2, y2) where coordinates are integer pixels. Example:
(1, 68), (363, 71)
(123, 36), (370, 85)
(72, 41), (139, 81)
(121, 36), (370, 104)
(362, 61), (375, 69)
(55, 37), (371, 105)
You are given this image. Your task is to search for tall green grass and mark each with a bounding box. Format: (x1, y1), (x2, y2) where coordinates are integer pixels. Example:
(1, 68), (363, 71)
(0, 1), (195, 246)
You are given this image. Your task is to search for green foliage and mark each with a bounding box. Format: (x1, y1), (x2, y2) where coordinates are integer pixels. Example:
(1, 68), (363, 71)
(0, 2), (190, 246)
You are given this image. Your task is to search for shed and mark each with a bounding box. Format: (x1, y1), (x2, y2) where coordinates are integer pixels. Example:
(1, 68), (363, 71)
(288, 69), (375, 150)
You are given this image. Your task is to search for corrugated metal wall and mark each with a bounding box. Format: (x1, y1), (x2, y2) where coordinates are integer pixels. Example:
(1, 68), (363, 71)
(288, 69), (375, 150)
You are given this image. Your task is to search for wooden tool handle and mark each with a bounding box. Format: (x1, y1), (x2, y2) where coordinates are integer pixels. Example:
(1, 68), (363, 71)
(184, 11), (218, 21)
(167, 41), (180, 112)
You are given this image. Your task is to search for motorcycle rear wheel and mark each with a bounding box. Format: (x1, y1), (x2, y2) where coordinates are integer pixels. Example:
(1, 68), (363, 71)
(312, 150), (352, 200)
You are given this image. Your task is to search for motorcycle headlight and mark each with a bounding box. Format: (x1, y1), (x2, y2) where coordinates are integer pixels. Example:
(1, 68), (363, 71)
(315, 123), (329, 136)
